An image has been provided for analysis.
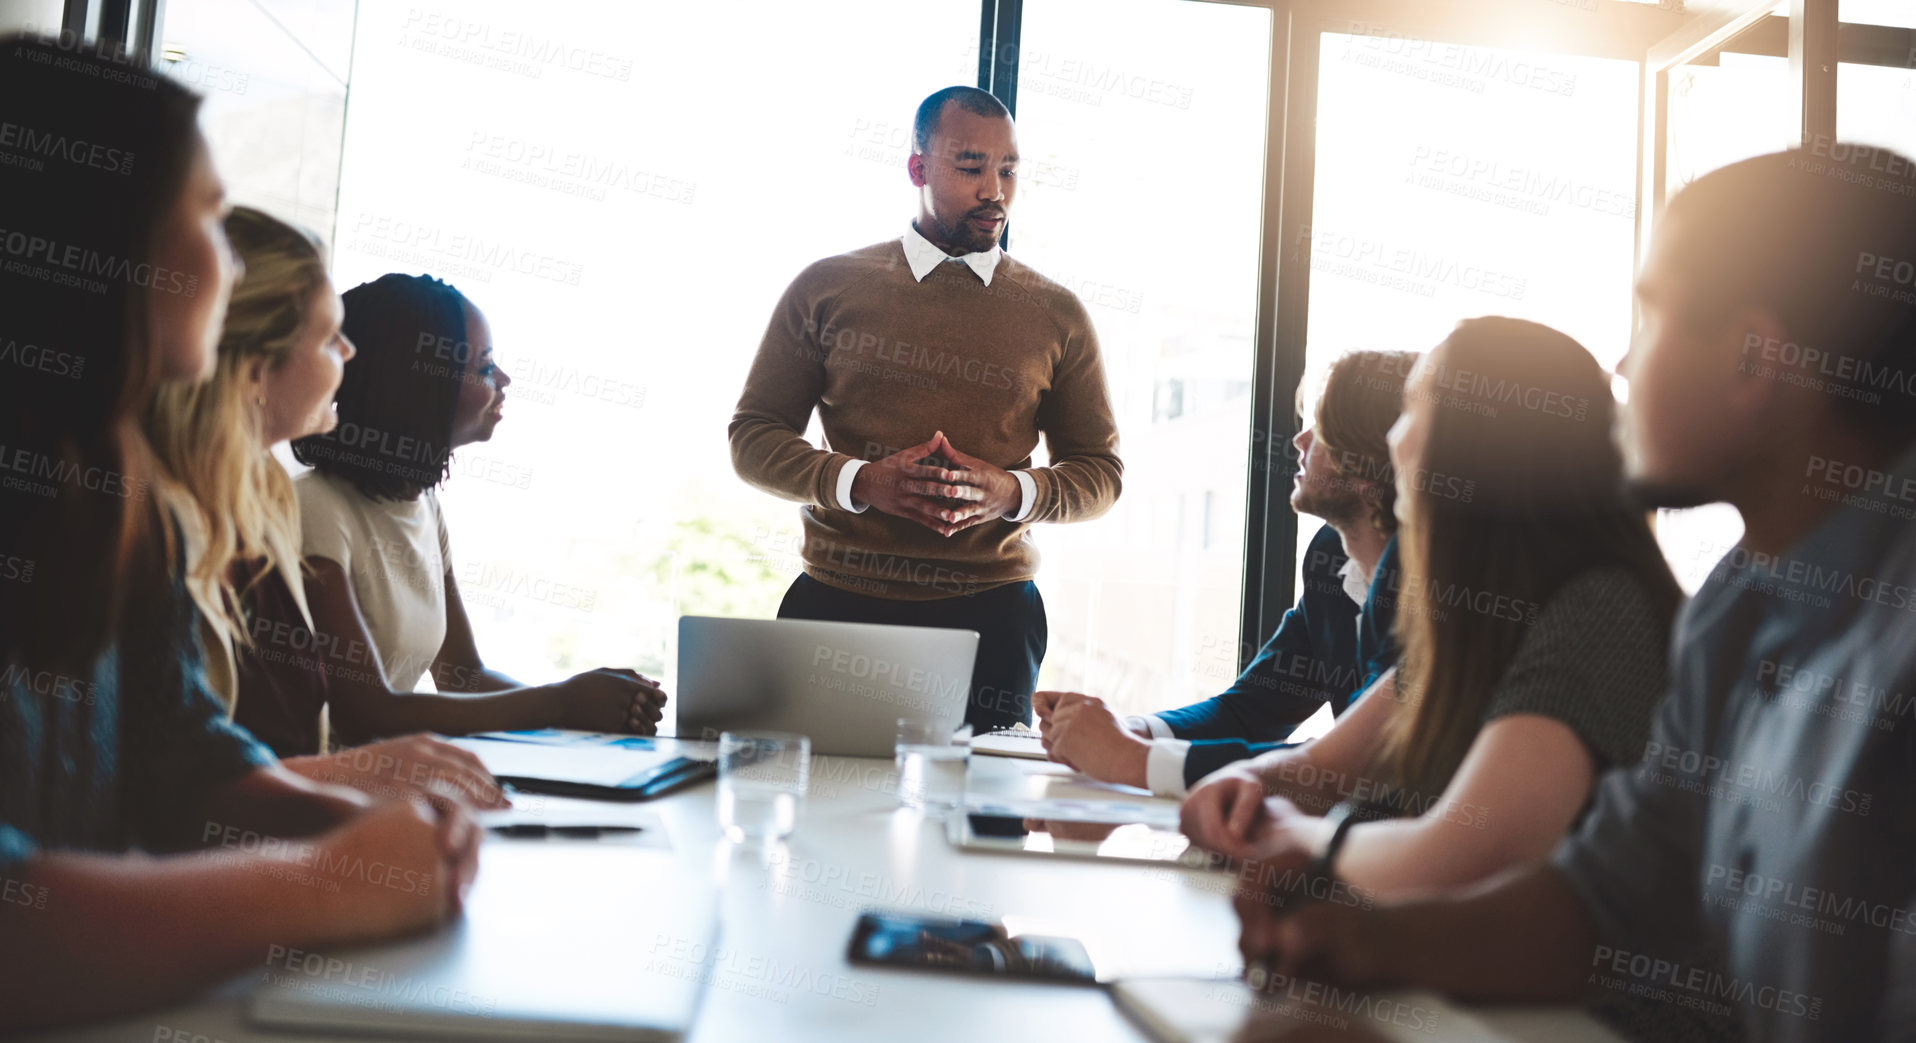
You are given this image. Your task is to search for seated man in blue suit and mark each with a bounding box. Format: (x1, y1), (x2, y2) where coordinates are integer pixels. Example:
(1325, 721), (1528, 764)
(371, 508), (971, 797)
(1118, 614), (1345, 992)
(1036, 350), (1409, 796)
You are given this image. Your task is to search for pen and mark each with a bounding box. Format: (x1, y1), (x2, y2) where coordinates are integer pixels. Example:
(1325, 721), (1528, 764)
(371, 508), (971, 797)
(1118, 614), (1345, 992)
(487, 824), (646, 838)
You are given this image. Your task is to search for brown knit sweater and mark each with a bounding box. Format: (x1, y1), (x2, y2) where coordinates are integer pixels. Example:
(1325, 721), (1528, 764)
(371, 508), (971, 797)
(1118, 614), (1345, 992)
(729, 238), (1122, 600)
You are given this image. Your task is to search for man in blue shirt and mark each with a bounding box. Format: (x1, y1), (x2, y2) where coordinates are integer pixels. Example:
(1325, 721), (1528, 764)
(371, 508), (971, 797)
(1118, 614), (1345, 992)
(1037, 350), (1409, 796)
(1234, 148), (1916, 1043)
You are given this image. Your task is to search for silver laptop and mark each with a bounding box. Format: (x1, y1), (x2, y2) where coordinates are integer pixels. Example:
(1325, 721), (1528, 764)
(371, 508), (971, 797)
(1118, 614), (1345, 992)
(675, 616), (978, 756)
(248, 844), (715, 1041)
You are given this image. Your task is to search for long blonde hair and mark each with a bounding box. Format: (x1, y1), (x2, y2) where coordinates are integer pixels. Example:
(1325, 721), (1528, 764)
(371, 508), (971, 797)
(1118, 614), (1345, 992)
(145, 206), (330, 706)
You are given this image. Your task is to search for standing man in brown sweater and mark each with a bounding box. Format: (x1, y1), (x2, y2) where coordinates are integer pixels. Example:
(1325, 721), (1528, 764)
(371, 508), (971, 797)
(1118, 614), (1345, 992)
(729, 85), (1122, 733)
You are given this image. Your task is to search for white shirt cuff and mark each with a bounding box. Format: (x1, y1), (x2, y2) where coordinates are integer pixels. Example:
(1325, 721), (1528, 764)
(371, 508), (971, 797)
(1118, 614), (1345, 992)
(1126, 714), (1174, 739)
(1004, 470), (1037, 522)
(836, 459), (870, 513)
(1145, 739), (1192, 798)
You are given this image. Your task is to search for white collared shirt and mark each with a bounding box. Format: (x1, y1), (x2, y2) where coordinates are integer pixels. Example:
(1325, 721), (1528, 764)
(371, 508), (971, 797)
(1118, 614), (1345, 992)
(1126, 552), (1371, 797)
(899, 221), (1002, 286)
(831, 225), (1034, 522)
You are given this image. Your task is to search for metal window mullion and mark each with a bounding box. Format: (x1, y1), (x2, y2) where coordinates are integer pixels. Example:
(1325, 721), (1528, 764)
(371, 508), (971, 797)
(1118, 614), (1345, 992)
(1242, 2), (1312, 671)
(1790, 0), (1838, 146)
(978, 0), (1022, 249)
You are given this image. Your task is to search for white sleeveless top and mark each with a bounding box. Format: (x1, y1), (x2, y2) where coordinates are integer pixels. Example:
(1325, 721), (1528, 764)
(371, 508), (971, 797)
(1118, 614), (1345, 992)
(294, 470), (450, 691)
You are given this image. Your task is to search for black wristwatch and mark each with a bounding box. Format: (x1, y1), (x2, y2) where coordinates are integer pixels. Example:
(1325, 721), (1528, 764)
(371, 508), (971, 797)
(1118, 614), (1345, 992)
(1308, 800), (1367, 885)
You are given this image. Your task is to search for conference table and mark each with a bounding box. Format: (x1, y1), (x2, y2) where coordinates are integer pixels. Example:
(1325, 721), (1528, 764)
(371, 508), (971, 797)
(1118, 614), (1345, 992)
(27, 743), (1625, 1043)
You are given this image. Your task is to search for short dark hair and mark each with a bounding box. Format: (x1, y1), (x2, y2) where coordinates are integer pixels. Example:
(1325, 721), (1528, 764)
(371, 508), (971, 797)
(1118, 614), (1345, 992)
(1662, 148), (1916, 440)
(1315, 350), (1417, 535)
(913, 86), (1011, 156)
(291, 273), (472, 501)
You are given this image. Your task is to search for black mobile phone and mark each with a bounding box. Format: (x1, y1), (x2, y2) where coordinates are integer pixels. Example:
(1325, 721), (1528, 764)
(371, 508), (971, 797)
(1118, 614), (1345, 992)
(966, 813), (1031, 838)
(846, 911), (1097, 984)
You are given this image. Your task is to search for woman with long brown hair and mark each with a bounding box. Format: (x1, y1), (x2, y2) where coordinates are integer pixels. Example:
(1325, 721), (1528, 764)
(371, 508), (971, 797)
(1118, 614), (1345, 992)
(0, 36), (477, 1029)
(1180, 316), (1681, 901)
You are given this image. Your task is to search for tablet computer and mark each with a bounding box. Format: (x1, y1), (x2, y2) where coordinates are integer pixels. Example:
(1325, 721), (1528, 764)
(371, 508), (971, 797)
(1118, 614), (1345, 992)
(946, 812), (1222, 869)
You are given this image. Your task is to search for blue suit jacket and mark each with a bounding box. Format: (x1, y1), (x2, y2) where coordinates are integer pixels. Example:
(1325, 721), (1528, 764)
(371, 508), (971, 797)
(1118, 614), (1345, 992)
(1155, 524), (1400, 787)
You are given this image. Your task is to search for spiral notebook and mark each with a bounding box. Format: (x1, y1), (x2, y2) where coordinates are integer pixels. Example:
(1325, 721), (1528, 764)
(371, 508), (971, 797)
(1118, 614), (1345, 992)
(971, 723), (1050, 760)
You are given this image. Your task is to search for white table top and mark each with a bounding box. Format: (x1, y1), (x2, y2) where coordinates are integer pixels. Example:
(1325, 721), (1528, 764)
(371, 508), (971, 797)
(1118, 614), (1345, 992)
(24, 744), (1623, 1043)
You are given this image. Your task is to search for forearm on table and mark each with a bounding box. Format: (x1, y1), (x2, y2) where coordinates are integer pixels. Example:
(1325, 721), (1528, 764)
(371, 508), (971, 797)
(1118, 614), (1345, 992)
(433, 661), (521, 693)
(1327, 815), (1529, 903)
(0, 850), (330, 1030)
(1246, 747), (1343, 810)
(1371, 862), (1595, 1003)
(328, 681), (553, 739)
(195, 766), (362, 841)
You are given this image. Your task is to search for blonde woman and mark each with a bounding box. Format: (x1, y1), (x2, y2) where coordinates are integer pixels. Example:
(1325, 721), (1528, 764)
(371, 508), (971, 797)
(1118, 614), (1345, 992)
(146, 206), (504, 808)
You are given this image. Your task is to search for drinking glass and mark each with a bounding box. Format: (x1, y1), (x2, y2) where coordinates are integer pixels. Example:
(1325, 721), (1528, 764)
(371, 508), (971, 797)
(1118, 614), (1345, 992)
(717, 731), (809, 843)
(895, 719), (972, 811)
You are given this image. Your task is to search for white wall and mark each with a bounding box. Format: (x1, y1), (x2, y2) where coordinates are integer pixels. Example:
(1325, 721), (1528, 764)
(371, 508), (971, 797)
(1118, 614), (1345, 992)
(0, 0), (65, 36)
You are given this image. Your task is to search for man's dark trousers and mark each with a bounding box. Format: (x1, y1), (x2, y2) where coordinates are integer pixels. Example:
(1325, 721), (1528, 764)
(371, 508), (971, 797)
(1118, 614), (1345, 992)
(776, 573), (1045, 734)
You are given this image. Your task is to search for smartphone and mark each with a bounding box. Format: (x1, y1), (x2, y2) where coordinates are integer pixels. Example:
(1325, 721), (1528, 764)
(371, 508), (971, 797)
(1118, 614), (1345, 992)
(846, 911), (1097, 984)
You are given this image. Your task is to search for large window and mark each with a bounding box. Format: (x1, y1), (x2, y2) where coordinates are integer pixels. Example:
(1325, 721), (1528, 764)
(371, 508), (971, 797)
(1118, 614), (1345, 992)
(316, 0), (1280, 723)
(1291, 29), (1641, 736)
(159, 0), (1853, 735)
(158, 0), (354, 244)
(1009, 0), (1272, 717)
(1836, 1), (1916, 156)
(330, 0), (979, 721)
(1663, 4), (1794, 203)
(1311, 32), (1641, 381)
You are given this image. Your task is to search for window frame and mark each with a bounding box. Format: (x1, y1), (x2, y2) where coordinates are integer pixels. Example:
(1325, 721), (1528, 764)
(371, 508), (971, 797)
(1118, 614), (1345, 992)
(977, 0), (1692, 669)
(93, 0), (1859, 675)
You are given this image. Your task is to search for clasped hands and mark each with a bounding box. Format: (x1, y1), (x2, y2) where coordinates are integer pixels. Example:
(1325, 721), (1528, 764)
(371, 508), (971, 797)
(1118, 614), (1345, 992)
(849, 430), (1020, 537)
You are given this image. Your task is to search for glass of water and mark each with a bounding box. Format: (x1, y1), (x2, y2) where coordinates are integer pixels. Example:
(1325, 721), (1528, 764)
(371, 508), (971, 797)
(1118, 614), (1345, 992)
(895, 719), (972, 811)
(717, 731), (809, 843)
